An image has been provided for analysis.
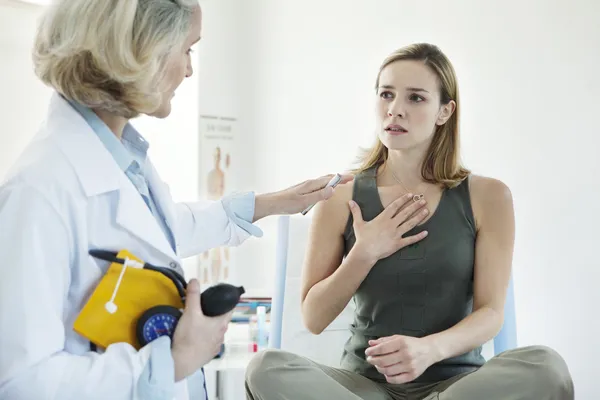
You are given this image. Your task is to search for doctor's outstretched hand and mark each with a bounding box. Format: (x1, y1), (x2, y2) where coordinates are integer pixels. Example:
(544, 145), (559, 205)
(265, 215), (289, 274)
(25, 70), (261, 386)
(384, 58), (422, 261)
(253, 173), (354, 220)
(171, 279), (232, 382)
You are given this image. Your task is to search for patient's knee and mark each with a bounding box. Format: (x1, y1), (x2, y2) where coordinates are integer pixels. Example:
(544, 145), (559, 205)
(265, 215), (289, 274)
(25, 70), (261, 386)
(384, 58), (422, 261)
(527, 346), (574, 398)
(245, 349), (292, 387)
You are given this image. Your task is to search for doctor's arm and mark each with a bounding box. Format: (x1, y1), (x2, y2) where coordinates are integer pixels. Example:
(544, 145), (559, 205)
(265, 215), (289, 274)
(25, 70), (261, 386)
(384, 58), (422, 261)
(0, 184), (180, 400)
(175, 191), (263, 257)
(174, 174), (353, 257)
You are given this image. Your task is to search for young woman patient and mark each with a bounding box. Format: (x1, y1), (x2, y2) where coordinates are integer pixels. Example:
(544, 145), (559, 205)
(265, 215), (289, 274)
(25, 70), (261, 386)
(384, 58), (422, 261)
(244, 43), (574, 400)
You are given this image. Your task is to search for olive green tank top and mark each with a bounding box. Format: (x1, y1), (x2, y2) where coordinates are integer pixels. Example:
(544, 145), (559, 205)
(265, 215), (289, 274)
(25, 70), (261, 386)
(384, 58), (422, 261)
(340, 166), (485, 383)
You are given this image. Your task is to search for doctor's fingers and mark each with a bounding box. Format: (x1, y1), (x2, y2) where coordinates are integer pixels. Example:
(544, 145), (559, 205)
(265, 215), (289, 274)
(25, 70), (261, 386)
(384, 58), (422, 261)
(215, 311), (234, 334)
(297, 173), (353, 195)
(198, 310), (232, 332)
(185, 278), (202, 313)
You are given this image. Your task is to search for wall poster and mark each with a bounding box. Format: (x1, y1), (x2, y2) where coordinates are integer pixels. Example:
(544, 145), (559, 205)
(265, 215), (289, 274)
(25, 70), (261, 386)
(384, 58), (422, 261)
(197, 114), (237, 286)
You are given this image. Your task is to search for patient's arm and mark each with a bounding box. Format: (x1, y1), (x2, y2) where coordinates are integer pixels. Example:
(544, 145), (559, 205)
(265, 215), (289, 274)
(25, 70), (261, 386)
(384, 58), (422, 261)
(300, 182), (375, 334)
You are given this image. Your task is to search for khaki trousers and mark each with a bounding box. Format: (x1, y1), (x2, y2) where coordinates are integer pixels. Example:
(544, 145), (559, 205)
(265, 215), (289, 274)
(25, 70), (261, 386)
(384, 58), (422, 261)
(245, 346), (574, 400)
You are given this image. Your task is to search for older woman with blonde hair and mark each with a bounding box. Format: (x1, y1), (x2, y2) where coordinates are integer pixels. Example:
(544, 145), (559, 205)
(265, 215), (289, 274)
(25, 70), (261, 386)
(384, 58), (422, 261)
(245, 43), (574, 400)
(0, 1), (349, 399)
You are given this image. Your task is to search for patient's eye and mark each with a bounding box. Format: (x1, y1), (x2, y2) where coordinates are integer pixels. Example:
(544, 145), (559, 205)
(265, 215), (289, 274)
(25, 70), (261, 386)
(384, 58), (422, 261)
(409, 93), (425, 103)
(380, 91), (394, 100)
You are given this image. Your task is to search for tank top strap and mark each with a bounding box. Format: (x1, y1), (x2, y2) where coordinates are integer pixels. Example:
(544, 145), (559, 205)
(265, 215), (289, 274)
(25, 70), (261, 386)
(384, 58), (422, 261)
(344, 165), (382, 239)
(443, 175), (477, 236)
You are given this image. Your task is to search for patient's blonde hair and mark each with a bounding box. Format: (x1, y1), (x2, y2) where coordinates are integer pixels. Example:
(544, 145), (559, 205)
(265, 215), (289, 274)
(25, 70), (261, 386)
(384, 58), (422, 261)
(33, 0), (198, 118)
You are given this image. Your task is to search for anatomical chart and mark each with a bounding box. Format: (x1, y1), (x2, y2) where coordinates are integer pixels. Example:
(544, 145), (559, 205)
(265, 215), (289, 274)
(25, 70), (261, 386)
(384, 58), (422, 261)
(198, 115), (237, 285)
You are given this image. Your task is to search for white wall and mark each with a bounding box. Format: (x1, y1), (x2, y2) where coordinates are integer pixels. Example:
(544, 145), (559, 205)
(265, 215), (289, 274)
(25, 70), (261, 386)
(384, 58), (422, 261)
(0, 1), (52, 177)
(242, 0), (600, 397)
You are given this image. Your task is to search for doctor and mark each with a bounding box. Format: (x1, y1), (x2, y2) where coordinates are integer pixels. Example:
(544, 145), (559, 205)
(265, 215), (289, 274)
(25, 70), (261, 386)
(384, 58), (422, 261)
(0, 1), (350, 399)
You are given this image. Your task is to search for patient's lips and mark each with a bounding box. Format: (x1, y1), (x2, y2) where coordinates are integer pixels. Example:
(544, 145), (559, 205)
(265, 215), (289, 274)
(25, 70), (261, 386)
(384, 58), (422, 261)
(385, 124), (408, 135)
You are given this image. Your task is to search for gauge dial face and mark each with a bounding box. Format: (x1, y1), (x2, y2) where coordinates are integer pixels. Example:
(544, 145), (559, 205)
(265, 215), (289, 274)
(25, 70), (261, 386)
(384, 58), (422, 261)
(137, 306), (182, 346)
(143, 313), (177, 340)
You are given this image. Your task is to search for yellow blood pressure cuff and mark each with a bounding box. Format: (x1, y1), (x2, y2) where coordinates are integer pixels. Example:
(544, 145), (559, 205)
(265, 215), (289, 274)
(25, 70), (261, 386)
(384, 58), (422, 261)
(73, 250), (184, 350)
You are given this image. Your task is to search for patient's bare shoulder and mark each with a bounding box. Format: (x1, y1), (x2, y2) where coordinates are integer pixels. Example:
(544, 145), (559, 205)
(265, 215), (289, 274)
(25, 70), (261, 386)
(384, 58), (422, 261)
(311, 180), (354, 236)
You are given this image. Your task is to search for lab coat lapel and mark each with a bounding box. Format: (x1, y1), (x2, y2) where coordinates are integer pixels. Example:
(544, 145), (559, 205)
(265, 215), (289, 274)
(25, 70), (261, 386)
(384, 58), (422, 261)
(47, 93), (178, 261)
(114, 176), (178, 261)
(144, 163), (178, 237)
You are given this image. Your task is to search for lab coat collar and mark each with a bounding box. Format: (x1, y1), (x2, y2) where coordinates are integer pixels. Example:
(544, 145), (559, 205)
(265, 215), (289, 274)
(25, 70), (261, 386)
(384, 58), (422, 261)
(46, 93), (178, 261)
(67, 98), (138, 173)
(46, 93), (122, 197)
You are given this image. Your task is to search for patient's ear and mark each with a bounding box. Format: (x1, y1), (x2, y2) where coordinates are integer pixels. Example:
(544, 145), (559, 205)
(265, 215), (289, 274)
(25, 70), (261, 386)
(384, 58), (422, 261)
(436, 100), (456, 126)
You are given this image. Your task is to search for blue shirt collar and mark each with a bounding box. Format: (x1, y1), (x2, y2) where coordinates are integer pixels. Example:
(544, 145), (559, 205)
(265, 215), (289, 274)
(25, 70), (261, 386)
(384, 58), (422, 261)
(68, 99), (149, 173)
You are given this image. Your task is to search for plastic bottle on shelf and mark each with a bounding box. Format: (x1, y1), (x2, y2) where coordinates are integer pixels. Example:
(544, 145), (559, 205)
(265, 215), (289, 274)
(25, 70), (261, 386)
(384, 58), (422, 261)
(256, 306), (268, 351)
(248, 314), (258, 352)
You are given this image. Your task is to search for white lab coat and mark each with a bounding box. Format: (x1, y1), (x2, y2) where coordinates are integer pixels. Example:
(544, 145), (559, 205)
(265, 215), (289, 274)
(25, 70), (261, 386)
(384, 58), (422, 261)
(0, 94), (254, 400)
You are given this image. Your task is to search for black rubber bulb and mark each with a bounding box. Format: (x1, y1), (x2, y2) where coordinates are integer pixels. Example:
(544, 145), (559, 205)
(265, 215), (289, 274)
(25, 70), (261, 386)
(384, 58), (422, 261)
(200, 283), (245, 316)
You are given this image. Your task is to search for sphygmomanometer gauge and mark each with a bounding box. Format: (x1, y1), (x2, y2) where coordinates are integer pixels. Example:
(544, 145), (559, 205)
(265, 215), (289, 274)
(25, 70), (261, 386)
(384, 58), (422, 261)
(137, 305), (182, 345)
